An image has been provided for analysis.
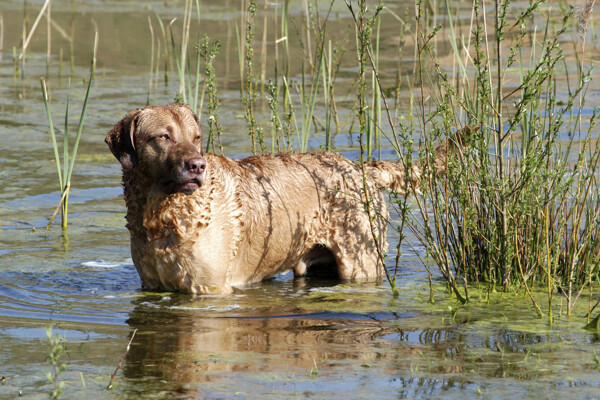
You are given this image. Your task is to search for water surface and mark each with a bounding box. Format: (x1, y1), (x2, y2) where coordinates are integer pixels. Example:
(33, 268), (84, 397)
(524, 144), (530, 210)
(1, 1), (600, 399)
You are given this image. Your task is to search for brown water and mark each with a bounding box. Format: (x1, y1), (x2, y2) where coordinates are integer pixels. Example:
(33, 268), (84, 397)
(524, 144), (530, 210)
(1, 1), (600, 399)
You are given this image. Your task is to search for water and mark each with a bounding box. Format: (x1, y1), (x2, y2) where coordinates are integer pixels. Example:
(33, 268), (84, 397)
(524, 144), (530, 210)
(1, 1), (600, 399)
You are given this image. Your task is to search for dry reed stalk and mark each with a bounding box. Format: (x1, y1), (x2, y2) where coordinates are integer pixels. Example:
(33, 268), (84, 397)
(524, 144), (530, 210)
(578, 0), (596, 43)
(302, 0), (313, 67)
(147, 16), (155, 105)
(260, 0), (268, 95)
(0, 16), (3, 70)
(46, 183), (70, 229)
(181, 0), (192, 77)
(46, 0), (51, 73)
(49, 17), (71, 41)
(20, 0), (51, 62)
(107, 329), (138, 390)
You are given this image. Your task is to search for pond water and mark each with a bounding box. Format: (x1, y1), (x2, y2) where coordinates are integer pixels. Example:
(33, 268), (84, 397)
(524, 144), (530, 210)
(1, 1), (600, 399)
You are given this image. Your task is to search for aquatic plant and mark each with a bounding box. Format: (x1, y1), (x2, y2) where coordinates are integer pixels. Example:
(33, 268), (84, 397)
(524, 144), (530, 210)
(403, 0), (600, 322)
(41, 31), (97, 230)
(45, 326), (66, 400)
(266, 80), (284, 153)
(309, 358), (319, 377)
(241, 0), (265, 154)
(169, 0), (204, 113)
(345, 0), (405, 297)
(198, 35), (224, 154)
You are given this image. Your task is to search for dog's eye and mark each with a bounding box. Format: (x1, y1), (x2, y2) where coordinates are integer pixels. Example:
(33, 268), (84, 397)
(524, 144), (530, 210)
(194, 135), (201, 142)
(159, 134), (171, 141)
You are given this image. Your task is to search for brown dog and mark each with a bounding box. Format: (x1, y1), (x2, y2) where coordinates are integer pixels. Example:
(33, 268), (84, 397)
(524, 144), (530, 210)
(106, 104), (464, 293)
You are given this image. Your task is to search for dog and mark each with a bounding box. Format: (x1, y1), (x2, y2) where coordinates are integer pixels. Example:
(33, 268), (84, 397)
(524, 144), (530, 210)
(106, 104), (467, 294)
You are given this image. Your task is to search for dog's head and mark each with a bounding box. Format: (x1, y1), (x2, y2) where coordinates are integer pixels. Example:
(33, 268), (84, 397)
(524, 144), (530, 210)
(105, 104), (206, 195)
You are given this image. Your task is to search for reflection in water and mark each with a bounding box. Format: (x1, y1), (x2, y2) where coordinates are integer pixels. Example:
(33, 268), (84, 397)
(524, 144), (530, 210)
(0, 237), (598, 399)
(0, 271), (599, 398)
(124, 297), (393, 384)
(124, 293), (423, 398)
(120, 293), (600, 399)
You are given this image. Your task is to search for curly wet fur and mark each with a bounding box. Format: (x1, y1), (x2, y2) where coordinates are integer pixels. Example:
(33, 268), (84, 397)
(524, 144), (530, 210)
(107, 104), (469, 294)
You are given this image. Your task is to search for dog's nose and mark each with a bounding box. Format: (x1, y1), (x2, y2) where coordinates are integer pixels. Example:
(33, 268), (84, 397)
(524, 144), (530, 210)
(186, 157), (206, 174)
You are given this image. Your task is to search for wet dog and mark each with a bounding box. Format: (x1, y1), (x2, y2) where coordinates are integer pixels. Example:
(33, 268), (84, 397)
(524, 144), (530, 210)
(106, 104), (466, 293)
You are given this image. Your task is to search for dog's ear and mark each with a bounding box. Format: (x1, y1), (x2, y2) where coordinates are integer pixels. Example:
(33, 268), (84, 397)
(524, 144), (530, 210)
(105, 109), (141, 170)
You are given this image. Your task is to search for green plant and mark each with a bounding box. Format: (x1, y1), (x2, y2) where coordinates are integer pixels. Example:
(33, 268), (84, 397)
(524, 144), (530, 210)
(266, 80), (284, 153)
(169, 0), (204, 113)
(45, 326), (67, 400)
(402, 0), (600, 321)
(309, 358), (319, 377)
(41, 31), (97, 230)
(345, 0), (399, 296)
(241, 0), (265, 154)
(125, 0), (600, 319)
(198, 35), (223, 154)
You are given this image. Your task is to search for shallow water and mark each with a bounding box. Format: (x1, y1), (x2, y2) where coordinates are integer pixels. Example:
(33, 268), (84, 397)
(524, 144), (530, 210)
(1, 1), (600, 399)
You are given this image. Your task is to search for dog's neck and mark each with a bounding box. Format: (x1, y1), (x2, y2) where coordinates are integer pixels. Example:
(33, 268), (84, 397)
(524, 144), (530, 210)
(122, 167), (213, 241)
(122, 168), (150, 238)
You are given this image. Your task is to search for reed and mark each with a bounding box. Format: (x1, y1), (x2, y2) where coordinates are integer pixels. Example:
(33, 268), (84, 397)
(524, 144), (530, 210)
(321, 37), (345, 151)
(345, 0), (397, 295)
(169, 0), (204, 113)
(199, 35), (224, 154)
(42, 31), (97, 230)
(18, 0), (51, 77)
(279, 0), (291, 115)
(0, 15), (3, 70)
(147, 16), (155, 105)
(296, 1), (334, 152)
(298, 56), (322, 152)
(242, 0), (265, 154)
(321, 40), (333, 150)
(281, 75), (297, 152)
(45, 326), (66, 400)
(367, 15), (382, 161)
(266, 80), (283, 154)
(401, 0), (600, 321)
(151, 12), (172, 84)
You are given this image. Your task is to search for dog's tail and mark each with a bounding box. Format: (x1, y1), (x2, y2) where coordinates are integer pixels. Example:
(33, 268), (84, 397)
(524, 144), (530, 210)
(363, 126), (476, 195)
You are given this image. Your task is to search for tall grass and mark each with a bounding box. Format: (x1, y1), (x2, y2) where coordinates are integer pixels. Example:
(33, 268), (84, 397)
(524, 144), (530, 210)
(45, 326), (67, 400)
(18, 0), (51, 77)
(199, 35), (224, 154)
(241, 0), (265, 154)
(344, 0), (399, 295)
(166, 0), (204, 113)
(402, 0), (600, 322)
(296, 1), (334, 152)
(266, 80), (284, 153)
(42, 31), (97, 230)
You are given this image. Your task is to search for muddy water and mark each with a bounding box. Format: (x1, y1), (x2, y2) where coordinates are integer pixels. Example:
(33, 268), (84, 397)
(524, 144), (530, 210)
(1, 1), (600, 399)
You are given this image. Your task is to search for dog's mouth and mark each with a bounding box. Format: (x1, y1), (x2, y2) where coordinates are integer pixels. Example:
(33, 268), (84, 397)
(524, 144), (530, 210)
(160, 172), (205, 195)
